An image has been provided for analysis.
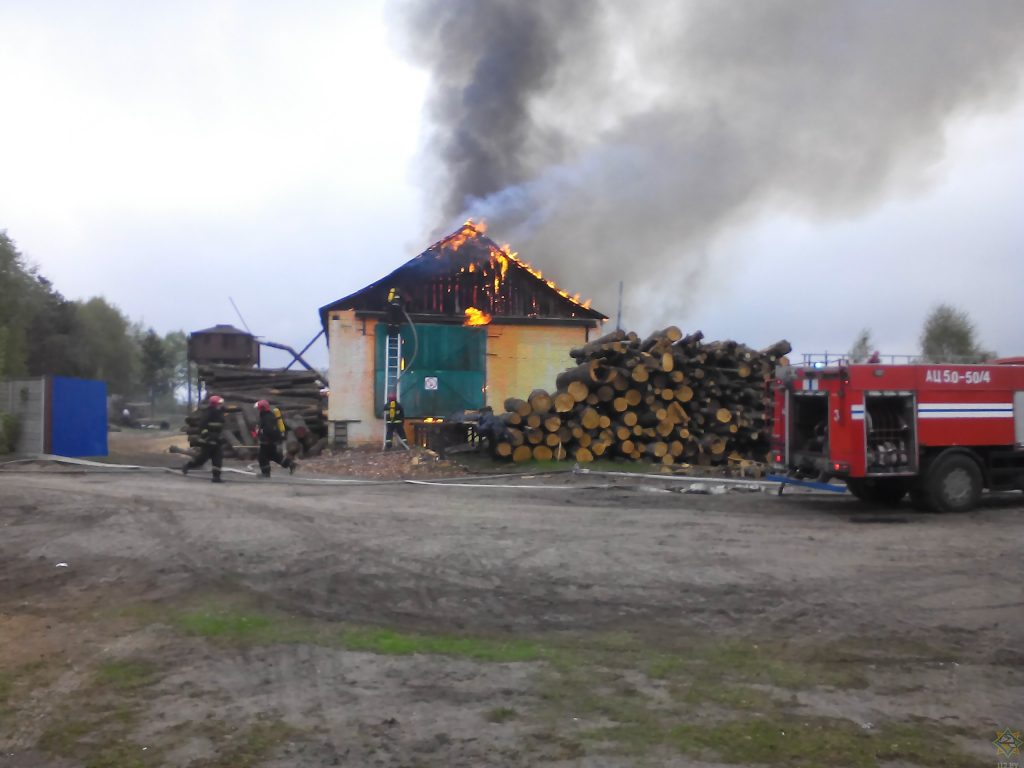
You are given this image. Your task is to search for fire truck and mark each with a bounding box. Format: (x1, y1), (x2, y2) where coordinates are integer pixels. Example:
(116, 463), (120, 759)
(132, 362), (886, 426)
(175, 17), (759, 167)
(770, 360), (1024, 512)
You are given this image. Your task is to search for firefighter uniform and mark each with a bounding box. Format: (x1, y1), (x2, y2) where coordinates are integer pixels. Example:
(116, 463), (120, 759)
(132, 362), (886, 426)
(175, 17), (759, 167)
(385, 287), (404, 330)
(257, 406), (295, 477)
(383, 399), (405, 450)
(183, 399), (226, 482)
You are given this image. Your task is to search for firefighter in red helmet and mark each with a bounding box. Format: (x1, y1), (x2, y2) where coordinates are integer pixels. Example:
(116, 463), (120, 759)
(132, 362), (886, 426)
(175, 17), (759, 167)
(255, 399), (296, 478)
(182, 395), (226, 482)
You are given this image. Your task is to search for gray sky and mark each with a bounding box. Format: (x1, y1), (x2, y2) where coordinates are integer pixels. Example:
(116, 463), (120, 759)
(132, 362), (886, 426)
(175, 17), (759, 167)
(1, 1), (1022, 370)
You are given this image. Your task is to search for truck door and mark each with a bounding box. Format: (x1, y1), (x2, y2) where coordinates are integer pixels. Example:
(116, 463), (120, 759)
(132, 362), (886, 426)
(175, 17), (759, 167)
(863, 391), (917, 475)
(789, 391), (829, 474)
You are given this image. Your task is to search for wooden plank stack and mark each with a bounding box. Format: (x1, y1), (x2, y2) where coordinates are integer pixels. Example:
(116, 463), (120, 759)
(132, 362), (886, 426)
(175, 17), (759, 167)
(183, 365), (329, 458)
(491, 327), (791, 466)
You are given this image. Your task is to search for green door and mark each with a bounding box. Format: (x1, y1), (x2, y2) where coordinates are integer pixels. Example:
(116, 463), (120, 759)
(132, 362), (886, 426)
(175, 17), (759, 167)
(375, 324), (486, 418)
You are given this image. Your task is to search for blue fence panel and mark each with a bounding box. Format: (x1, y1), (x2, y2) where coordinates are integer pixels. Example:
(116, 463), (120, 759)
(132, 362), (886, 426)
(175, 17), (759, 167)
(50, 376), (108, 457)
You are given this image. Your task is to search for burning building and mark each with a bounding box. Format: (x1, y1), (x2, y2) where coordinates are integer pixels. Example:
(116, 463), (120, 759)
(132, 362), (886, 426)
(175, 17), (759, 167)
(318, 221), (606, 445)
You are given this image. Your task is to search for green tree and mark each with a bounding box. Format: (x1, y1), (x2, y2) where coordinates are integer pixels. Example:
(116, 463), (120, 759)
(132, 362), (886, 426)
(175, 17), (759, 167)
(0, 231), (33, 376)
(920, 304), (993, 363)
(139, 329), (169, 408)
(25, 277), (82, 377)
(72, 298), (140, 394)
(162, 330), (189, 395)
(849, 328), (873, 363)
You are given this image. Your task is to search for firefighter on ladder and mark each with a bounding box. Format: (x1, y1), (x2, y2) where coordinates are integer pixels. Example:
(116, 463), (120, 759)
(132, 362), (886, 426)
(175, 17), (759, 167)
(386, 287), (404, 329)
(255, 399), (297, 477)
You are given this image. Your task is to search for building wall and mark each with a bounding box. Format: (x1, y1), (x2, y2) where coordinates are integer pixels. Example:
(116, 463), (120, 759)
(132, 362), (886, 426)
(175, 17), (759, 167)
(327, 313), (596, 445)
(326, 310), (379, 445)
(0, 377), (46, 454)
(485, 325), (590, 410)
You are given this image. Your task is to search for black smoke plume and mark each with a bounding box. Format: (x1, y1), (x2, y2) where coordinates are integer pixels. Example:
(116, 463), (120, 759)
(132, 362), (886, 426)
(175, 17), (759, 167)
(393, 0), (1024, 323)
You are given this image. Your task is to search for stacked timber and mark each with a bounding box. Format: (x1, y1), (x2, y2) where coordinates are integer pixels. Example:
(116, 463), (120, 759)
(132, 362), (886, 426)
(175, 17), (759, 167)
(491, 328), (790, 466)
(183, 365), (328, 458)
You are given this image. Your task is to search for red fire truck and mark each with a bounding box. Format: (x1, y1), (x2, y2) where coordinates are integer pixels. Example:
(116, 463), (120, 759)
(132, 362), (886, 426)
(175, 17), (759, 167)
(771, 361), (1024, 512)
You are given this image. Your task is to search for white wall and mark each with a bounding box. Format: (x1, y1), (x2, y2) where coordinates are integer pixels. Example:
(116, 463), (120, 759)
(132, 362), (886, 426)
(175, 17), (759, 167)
(326, 310), (380, 445)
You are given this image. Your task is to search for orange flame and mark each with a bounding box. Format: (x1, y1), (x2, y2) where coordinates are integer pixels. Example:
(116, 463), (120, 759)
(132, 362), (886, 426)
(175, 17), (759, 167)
(494, 243), (592, 310)
(464, 307), (492, 326)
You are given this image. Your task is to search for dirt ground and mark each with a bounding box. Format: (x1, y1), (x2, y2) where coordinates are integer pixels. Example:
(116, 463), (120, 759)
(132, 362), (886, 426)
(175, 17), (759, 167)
(1, 459), (1022, 767)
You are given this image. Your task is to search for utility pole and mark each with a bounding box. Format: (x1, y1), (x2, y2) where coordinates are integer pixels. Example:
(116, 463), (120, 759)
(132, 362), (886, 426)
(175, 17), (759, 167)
(615, 281), (624, 331)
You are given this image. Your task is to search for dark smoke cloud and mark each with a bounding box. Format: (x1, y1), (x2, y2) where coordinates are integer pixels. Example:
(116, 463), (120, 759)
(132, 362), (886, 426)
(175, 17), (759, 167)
(394, 0), (1024, 324)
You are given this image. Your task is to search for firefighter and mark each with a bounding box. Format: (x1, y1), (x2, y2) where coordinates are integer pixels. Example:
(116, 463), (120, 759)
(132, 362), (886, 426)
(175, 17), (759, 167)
(182, 395), (226, 483)
(385, 287), (404, 330)
(382, 396), (406, 450)
(255, 399), (296, 478)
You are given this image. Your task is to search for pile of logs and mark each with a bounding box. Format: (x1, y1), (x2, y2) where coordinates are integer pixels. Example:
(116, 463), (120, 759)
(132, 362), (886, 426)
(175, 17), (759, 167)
(491, 328), (791, 466)
(183, 365), (328, 459)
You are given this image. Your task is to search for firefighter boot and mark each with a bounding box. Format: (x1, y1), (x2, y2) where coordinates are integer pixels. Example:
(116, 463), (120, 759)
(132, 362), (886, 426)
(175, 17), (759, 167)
(181, 464), (189, 476)
(289, 460), (298, 476)
(211, 470), (224, 484)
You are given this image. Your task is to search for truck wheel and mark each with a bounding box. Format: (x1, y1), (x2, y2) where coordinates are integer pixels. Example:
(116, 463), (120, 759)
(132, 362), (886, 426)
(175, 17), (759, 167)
(924, 454), (982, 513)
(846, 478), (906, 505)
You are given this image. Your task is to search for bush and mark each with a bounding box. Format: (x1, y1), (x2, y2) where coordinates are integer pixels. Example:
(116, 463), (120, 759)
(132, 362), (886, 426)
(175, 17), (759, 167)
(0, 412), (21, 454)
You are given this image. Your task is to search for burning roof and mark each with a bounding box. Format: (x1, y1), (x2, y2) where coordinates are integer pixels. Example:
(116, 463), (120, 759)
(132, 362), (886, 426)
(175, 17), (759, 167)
(319, 221), (606, 329)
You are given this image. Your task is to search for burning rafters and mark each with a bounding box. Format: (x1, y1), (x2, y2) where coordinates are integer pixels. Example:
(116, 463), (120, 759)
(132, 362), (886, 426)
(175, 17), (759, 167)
(439, 220), (593, 311)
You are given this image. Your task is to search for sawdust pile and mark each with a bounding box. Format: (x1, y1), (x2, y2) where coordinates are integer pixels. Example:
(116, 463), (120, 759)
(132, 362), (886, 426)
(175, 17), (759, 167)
(300, 446), (468, 480)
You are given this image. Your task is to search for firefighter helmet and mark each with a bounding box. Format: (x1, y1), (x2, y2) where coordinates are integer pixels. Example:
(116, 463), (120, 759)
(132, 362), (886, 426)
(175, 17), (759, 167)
(208, 395), (224, 407)
(255, 399), (271, 412)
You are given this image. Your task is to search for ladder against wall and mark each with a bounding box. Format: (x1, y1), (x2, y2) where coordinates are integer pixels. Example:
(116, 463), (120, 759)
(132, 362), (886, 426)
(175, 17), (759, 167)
(384, 331), (402, 402)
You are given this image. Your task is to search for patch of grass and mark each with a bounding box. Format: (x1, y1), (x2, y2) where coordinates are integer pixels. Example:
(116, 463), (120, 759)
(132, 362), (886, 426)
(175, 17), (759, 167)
(0, 671), (12, 703)
(341, 626), (545, 662)
(587, 716), (977, 767)
(533, 633), (974, 764)
(170, 608), (306, 644)
(169, 603), (548, 662)
(0, 660), (55, 726)
(485, 706), (518, 723)
(37, 719), (96, 755)
(672, 717), (976, 767)
(96, 659), (159, 691)
(673, 680), (782, 712)
(698, 640), (870, 690)
(38, 714), (157, 768)
(187, 719), (299, 768)
(35, 656), (164, 768)
(645, 655), (687, 680)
